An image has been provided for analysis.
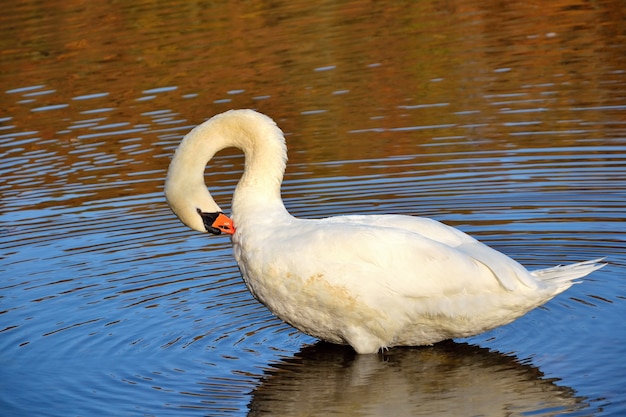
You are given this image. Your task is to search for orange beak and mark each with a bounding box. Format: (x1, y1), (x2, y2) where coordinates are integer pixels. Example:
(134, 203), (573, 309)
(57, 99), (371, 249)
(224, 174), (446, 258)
(212, 212), (236, 235)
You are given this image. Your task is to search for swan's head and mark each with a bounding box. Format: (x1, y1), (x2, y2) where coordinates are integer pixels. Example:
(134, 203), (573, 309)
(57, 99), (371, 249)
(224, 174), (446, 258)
(165, 178), (236, 235)
(196, 209), (236, 235)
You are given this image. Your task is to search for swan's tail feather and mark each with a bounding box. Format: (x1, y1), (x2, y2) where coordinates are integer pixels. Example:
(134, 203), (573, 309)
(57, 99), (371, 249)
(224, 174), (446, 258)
(531, 258), (607, 286)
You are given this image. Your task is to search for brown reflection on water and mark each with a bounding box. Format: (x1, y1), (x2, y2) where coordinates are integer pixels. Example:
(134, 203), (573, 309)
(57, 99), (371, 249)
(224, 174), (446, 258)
(1, 0), (624, 211)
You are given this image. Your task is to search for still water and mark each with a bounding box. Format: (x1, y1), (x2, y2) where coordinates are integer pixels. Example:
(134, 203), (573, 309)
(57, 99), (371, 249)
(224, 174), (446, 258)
(1, 0), (625, 415)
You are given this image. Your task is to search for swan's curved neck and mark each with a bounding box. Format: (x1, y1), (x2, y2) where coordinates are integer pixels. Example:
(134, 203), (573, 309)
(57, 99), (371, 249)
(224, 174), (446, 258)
(165, 110), (289, 232)
(166, 110), (290, 232)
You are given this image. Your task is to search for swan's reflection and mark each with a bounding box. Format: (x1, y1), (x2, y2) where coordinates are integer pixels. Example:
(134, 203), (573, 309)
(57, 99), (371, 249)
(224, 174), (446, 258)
(248, 341), (590, 417)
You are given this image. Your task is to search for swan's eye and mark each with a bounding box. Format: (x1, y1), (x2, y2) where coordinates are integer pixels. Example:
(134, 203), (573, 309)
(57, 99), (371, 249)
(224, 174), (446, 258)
(197, 209), (236, 235)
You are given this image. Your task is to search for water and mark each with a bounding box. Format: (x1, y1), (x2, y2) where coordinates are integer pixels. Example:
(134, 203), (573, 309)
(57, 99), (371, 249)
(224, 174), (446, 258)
(1, 0), (625, 415)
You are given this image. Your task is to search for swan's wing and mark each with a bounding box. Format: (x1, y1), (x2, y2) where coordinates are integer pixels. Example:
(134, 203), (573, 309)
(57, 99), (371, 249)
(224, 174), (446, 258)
(316, 214), (537, 292)
(261, 216), (535, 302)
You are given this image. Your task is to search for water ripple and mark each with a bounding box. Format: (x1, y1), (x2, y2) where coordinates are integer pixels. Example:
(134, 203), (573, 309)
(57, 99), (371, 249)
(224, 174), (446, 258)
(1, 0), (625, 415)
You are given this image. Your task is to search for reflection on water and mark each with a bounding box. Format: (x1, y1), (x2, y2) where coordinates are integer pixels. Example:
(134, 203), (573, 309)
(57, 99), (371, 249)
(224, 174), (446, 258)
(1, 0), (625, 415)
(250, 341), (590, 417)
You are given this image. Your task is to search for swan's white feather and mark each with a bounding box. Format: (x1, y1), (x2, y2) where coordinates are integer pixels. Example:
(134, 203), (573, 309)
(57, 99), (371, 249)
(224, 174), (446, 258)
(165, 109), (606, 354)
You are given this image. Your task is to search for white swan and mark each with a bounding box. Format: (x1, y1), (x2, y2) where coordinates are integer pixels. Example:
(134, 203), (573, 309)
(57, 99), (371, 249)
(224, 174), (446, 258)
(165, 109), (605, 354)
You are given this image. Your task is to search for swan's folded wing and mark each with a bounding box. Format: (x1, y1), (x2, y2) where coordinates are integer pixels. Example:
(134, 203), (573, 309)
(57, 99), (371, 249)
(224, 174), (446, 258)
(310, 215), (537, 296)
(274, 223), (506, 301)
